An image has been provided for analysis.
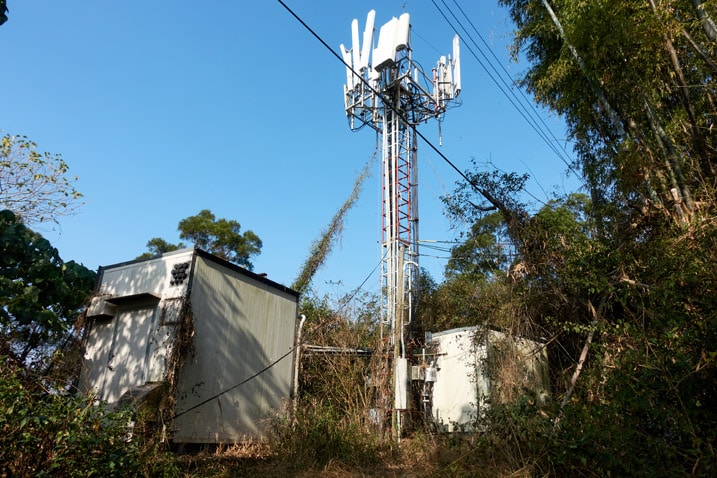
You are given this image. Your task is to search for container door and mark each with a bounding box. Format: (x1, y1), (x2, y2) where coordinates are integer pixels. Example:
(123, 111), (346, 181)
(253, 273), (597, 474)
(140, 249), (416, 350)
(102, 305), (156, 404)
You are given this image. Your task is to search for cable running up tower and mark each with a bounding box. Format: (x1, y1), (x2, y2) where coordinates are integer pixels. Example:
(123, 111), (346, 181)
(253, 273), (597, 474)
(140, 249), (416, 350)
(341, 10), (461, 436)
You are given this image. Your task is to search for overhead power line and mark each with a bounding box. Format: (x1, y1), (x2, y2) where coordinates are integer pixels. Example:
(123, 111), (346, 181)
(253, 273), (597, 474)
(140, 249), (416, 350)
(432, 0), (578, 175)
(276, 0), (581, 204)
(275, 0), (474, 186)
(275, 0), (583, 284)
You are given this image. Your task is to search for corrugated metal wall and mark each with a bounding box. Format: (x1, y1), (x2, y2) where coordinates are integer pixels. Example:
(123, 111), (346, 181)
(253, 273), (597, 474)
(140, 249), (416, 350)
(172, 253), (298, 443)
(80, 249), (299, 442)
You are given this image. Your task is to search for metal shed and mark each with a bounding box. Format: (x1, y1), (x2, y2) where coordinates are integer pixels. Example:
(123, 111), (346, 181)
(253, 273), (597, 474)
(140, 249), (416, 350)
(426, 326), (549, 432)
(78, 248), (300, 443)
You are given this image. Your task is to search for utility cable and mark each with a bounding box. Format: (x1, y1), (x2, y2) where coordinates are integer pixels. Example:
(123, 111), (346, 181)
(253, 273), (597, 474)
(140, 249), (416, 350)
(339, 254), (384, 310)
(432, 0), (578, 176)
(434, 0), (558, 162)
(274, 0), (474, 187)
(447, 0), (577, 169)
(276, 0), (566, 214)
(274, 0), (577, 268)
(172, 345), (297, 419)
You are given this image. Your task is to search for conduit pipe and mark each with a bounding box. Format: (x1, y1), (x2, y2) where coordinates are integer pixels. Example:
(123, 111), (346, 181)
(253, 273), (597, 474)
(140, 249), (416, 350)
(293, 314), (307, 413)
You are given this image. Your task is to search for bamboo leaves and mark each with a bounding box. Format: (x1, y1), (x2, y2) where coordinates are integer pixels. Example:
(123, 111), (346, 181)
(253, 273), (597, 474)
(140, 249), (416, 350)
(499, 0), (716, 223)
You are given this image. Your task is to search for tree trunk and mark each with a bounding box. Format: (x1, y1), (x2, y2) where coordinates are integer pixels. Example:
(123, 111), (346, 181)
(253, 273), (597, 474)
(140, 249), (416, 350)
(641, 94), (695, 217)
(651, 0), (714, 179)
(692, 0), (717, 43)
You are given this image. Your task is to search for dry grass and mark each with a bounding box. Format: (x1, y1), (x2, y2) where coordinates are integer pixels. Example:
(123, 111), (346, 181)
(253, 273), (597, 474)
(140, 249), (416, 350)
(170, 434), (542, 477)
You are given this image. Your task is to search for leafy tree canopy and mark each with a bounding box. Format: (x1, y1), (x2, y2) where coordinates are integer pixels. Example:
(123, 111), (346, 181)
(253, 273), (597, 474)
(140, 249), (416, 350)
(139, 209), (262, 270)
(136, 237), (184, 261)
(0, 135), (83, 225)
(0, 210), (96, 368)
(444, 211), (510, 281)
(498, 0), (717, 223)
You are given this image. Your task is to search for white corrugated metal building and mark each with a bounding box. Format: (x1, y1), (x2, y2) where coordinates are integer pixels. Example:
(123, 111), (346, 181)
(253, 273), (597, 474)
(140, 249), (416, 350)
(427, 326), (549, 432)
(78, 248), (300, 443)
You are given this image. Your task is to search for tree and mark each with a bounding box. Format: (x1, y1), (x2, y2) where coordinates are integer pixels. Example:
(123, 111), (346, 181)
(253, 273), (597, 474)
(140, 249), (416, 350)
(0, 135), (83, 225)
(139, 209), (262, 270)
(438, 153), (717, 473)
(0, 358), (148, 477)
(136, 237), (184, 261)
(0, 210), (96, 368)
(444, 211), (511, 281)
(498, 0), (716, 224)
(434, 3), (717, 473)
(0, 0), (7, 26)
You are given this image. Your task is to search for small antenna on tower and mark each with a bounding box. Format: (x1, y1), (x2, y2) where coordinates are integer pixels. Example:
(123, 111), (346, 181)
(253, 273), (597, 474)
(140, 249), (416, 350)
(453, 34), (461, 97)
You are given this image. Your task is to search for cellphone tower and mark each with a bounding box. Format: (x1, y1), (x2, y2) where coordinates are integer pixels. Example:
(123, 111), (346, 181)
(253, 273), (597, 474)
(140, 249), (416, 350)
(340, 10), (461, 437)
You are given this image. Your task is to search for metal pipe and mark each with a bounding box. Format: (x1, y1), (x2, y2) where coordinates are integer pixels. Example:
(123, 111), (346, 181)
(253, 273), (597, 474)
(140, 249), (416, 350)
(293, 314), (307, 413)
(404, 259), (419, 326)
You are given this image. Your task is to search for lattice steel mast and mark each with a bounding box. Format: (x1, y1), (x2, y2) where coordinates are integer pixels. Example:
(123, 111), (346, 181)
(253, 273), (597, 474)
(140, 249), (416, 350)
(341, 10), (461, 436)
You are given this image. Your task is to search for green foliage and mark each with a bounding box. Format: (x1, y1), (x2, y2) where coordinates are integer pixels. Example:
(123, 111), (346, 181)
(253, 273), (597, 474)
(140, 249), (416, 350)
(0, 0), (7, 26)
(444, 211), (510, 281)
(139, 209), (262, 269)
(517, 198), (715, 474)
(135, 237), (184, 261)
(442, 164), (530, 236)
(178, 209), (261, 268)
(0, 135), (83, 225)
(0, 356), (181, 477)
(0, 210), (96, 367)
(0, 357), (141, 477)
(432, 398), (554, 477)
(498, 0), (716, 222)
(435, 146), (715, 475)
(292, 156), (372, 294)
(417, 275), (507, 333)
(271, 398), (384, 471)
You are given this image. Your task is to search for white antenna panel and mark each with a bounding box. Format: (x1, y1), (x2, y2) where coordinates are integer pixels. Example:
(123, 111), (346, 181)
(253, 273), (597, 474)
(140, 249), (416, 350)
(439, 55), (450, 97)
(359, 10), (376, 71)
(453, 35), (461, 97)
(351, 19), (361, 74)
(340, 44), (354, 91)
(445, 56), (453, 97)
(395, 13), (410, 51)
(373, 17), (399, 71)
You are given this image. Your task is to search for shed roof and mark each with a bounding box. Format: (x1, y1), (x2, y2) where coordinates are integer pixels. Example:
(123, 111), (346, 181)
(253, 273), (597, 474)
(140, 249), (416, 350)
(97, 247), (300, 300)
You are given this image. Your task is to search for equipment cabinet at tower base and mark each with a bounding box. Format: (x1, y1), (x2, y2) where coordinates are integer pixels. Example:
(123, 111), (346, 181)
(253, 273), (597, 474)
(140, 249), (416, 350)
(424, 326), (549, 432)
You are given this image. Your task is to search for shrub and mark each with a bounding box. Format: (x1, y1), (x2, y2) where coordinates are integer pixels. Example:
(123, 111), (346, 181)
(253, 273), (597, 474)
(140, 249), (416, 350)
(270, 398), (384, 471)
(0, 356), (149, 477)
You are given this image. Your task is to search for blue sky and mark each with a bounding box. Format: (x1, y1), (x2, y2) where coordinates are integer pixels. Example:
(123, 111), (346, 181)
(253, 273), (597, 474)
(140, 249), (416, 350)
(1, 1), (579, 300)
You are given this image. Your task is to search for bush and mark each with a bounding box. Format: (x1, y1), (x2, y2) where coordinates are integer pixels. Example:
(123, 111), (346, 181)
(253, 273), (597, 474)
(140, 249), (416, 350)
(270, 398), (385, 471)
(0, 356), (152, 477)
